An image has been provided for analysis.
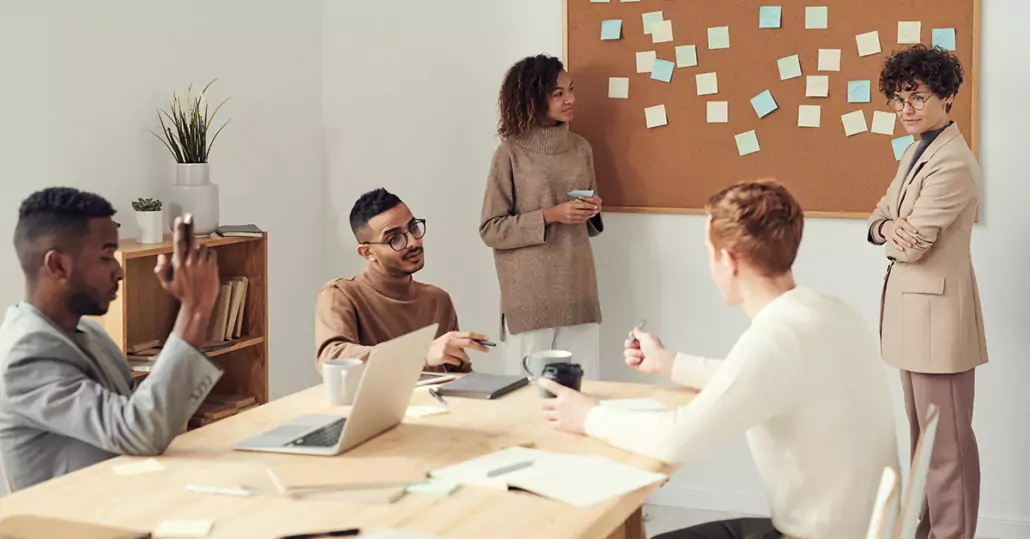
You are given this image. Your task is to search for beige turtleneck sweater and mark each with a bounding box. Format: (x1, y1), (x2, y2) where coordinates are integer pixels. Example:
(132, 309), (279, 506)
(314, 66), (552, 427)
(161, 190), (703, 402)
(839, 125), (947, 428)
(314, 267), (463, 372)
(479, 123), (603, 335)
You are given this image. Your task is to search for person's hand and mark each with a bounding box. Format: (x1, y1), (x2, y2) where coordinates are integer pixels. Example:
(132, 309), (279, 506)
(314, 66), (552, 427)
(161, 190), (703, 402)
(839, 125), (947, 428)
(544, 198), (598, 225)
(624, 328), (676, 379)
(155, 215), (219, 312)
(426, 331), (490, 369)
(883, 218), (918, 251)
(581, 196), (603, 218)
(539, 378), (599, 435)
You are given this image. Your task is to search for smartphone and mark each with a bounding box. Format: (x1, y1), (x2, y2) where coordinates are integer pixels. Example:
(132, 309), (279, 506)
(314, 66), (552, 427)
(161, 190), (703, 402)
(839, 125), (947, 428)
(165, 216), (193, 281)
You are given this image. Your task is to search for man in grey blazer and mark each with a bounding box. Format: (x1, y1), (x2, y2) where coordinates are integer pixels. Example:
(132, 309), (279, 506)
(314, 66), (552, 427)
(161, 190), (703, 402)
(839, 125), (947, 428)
(0, 187), (222, 491)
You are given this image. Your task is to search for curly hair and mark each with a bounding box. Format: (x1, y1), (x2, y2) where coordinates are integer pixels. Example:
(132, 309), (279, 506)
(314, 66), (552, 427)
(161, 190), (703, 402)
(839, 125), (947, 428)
(705, 180), (804, 277)
(879, 44), (964, 112)
(14, 187), (116, 278)
(497, 54), (564, 139)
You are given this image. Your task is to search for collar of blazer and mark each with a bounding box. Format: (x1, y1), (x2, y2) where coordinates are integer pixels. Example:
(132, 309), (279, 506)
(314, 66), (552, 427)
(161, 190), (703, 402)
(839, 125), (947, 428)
(895, 122), (964, 213)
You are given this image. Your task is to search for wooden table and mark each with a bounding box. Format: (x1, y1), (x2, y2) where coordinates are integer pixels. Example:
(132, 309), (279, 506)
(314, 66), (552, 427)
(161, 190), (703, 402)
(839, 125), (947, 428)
(0, 381), (696, 539)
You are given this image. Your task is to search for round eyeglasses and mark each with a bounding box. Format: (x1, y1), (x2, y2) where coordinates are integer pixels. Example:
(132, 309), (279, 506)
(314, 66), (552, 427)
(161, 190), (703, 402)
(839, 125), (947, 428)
(363, 219), (427, 251)
(888, 95), (928, 112)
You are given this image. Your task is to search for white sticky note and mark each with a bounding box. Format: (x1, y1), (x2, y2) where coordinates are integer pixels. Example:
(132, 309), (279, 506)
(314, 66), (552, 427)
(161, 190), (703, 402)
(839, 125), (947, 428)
(608, 77), (629, 99)
(872, 111), (897, 135)
(590, 0), (611, 3)
(898, 21), (921, 44)
(856, 31), (882, 57)
(675, 45), (698, 68)
(645, 105), (668, 128)
(651, 20), (673, 44)
(798, 105), (821, 128)
(636, 51), (657, 73)
(818, 49), (841, 71)
(153, 520), (214, 538)
(707, 101), (728, 123)
(842, 110), (868, 136)
(696, 72), (719, 96)
(406, 406), (450, 418)
(642, 11), (663, 35)
(806, 76), (829, 97)
(113, 458), (166, 475)
(805, 7), (828, 29)
(735, 130), (760, 156)
(620, 0), (640, 2)
(777, 54), (802, 80)
(708, 26), (730, 50)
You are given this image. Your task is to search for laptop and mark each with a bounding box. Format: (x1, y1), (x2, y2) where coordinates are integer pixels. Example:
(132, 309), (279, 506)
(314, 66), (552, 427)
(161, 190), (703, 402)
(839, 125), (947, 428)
(232, 323), (437, 456)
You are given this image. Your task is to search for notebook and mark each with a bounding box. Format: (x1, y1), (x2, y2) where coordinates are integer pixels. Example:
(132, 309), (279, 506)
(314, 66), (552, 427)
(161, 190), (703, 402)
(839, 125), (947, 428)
(267, 457), (426, 494)
(0, 515), (148, 539)
(433, 372), (528, 399)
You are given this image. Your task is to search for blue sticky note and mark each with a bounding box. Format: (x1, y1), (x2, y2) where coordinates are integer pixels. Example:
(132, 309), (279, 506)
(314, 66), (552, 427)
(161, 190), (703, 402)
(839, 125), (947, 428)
(651, 59), (675, 83)
(750, 90), (778, 118)
(848, 80), (871, 103)
(892, 135), (916, 161)
(601, 20), (622, 41)
(932, 28), (956, 51)
(759, 6), (782, 29)
(568, 189), (594, 198)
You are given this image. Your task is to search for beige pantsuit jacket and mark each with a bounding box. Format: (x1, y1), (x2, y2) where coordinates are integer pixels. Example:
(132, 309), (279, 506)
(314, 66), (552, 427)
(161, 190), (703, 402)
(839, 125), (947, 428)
(868, 123), (988, 374)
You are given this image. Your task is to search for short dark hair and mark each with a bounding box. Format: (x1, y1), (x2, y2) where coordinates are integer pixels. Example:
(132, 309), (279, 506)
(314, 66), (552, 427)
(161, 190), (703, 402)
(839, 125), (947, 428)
(497, 54), (564, 139)
(349, 188), (403, 240)
(14, 187), (116, 279)
(879, 44), (964, 113)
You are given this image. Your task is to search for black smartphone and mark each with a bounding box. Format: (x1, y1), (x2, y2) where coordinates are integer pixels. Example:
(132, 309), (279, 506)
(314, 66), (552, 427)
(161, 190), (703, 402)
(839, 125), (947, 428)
(165, 216), (193, 281)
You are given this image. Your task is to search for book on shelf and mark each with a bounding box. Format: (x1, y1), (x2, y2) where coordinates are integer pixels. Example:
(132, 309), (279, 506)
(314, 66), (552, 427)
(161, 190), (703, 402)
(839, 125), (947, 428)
(205, 276), (249, 344)
(214, 224), (263, 237)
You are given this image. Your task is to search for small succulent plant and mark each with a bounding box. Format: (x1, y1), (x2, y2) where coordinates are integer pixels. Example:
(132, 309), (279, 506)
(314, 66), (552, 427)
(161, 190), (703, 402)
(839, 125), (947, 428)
(131, 197), (163, 212)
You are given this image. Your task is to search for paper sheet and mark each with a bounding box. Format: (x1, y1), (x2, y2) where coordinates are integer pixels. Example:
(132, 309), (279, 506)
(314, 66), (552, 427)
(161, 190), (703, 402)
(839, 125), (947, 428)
(675, 45), (698, 68)
(642, 11), (663, 35)
(600, 398), (670, 411)
(636, 51), (657, 73)
(504, 455), (667, 507)
(856, 31), (882, 57)
(601, 20), (622, 41)
(406, 478), (460, 496)
(872, 111), (897, 135)
(707, 26), (730, 49)
(735, 131), (760, 156)
(892, 135), (916, 161)
(777, 54), (802, 80)
(806, 76), (829, 98)
(750, 90), (778, 118)
(805, 7), (828, 30)
(759, 6), (782, 29)
(932, 28), (956, 51)
(608, 77), (629, 99)
(153, 520), (213, 538)
(113, 458), (165, 475)
(706, 101), (729, 124)
(898, 21), (921, 44)
(798, 105), (822, 128)
(651, 59), (674, 83)
(644, 105), (668, 128)
(842, 111), (868, 136)
(818, 49), (841, 71)
(696, 72), (719, 96)
(848, 80), (871, 103)
(651, 20), (673, 44)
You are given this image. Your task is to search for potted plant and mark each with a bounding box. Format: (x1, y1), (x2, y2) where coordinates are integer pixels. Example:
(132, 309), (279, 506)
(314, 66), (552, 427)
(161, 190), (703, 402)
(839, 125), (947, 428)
(132, 197), (165, 244)
(151, 79), (231, 236)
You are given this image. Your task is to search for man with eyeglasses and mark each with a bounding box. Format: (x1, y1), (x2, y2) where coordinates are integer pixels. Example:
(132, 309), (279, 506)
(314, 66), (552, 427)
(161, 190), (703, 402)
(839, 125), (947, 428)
(314, 188), (488, 372)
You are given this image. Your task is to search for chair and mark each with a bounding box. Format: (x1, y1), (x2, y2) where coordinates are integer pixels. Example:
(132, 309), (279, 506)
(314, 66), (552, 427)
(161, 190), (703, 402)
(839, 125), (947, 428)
(866, 466), (900, 539)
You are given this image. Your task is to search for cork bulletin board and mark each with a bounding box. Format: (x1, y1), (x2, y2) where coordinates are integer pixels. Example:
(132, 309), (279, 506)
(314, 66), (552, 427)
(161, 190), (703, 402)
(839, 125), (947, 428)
(564, 0), (979, 217)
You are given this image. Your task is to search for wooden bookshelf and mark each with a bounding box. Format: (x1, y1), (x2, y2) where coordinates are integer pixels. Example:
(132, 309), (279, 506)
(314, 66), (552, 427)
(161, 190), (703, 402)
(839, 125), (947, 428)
(91, 233), (269, 429)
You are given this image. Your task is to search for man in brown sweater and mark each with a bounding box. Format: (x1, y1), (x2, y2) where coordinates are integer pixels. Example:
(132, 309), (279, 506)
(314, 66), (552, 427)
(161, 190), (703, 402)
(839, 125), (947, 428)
(315, 188), (488, 372)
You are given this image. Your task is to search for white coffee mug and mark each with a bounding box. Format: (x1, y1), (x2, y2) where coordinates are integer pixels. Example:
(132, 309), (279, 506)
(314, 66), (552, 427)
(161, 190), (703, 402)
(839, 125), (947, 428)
(322, 358), (365, 406)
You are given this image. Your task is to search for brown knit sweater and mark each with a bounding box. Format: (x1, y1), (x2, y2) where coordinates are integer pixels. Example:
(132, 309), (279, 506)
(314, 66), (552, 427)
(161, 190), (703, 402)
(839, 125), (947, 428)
(479, 123), (603, 335)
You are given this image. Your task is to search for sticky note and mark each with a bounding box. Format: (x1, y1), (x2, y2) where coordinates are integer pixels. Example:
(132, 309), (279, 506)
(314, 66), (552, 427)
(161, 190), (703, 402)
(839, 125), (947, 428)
(696, 72), (719, 96)
(848, 80), (871, 103)
(892, 135), (916, 161)
(636, 51), (657, 73)
(933, 28), (956, 51)
(842, 110), (868, 136)
(601, 20), (622, 41)
(405, 405), (450, 418)
(818, 49), (841, 71)
(113, 458), (166, 475)
(675, 45), (698, 68)
(608, 77), (629, 99)
(642, 11), (663, 35)
(645, 105), (668, 128)
(805, 7), (828, 30)
(798, 105), (822, 128)
(708, 26), (730, 50)
(872, 111), (897, 135)
(759, 6), (782, 29)
(568, 190), (594, 198)
(751, 90), (778, 119)
(651, 20), (673, 44)
(735, 130), (760, 156)
(590, 0), (611, 3)
(707, 101), (728, 123)
(898, 21), (921, 44)
(778, 54), (802, 80)
(153, 520), (213, 538)
(806, 76), (829, 97)
(857, 31), (882, 57)
(620, 0), (640, 2)
(651, 59), (674, 83)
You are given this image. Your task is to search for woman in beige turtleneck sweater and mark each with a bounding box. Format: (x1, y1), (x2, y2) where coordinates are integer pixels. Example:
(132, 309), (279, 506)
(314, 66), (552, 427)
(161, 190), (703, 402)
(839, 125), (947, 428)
(479, 54), (604, 379)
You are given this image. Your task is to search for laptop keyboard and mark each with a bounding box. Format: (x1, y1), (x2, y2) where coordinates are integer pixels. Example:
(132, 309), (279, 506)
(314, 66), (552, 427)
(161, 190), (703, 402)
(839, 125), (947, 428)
(288, 417), (347, 447)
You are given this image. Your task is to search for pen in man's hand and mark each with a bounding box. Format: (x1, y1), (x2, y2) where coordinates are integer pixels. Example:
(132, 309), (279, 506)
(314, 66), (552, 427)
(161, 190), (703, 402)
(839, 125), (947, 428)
(474, 339), (496, 347)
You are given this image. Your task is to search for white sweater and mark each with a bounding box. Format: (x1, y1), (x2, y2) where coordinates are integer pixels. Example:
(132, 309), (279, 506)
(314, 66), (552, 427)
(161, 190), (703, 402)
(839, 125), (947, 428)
(585, 287), (899, 538)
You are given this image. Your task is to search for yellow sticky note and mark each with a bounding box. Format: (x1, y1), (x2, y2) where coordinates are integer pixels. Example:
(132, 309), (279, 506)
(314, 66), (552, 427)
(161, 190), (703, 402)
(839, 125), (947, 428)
(872, 111), (897, 135)
(696, 72), (719, 96)
(856, 31), (882, 57)
(608, 77), (629, 99)
(798, 105), (821, 128)
(708, 26), (730, 50)
(806, 76), (829, 97)
(642, 11), (663, 35)
(805, 6), (828, 29)
(645, 105), (668, 128)
(841, 110), (868, 136)
(777, 54), (802, 80)
(153, 520), (214, 538)
(818, 49), (841, 71)
(898, 21), (921, 44)
(707, 101), (728, 123)
(113, 458), (166, 476)
(636, 51), (657, 73)
(675, 45), (698, 68)
(735, 130), (760, 156)
(651, 20), (673, 44)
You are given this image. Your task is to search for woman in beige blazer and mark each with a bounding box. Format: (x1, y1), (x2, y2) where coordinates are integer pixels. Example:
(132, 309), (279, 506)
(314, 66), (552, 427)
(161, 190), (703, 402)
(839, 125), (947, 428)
(867, 45), (987, 539)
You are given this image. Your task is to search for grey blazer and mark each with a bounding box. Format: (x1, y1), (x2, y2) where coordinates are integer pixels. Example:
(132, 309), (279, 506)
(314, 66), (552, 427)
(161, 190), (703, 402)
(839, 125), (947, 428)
(0, 302), (222, 491)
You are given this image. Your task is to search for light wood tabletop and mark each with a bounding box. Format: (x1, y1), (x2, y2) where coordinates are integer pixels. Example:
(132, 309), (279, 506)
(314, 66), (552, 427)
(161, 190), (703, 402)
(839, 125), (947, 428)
(0, 381), (696, 539)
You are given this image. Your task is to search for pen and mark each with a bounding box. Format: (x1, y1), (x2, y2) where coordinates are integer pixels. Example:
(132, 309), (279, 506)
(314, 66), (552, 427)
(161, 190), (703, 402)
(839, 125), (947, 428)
(185, 484), (257, 497)
(486, 460), (534, 478)
(474, 339), (496, 347)
(278, 528), (360, 539)
(429, 387), (449, 407)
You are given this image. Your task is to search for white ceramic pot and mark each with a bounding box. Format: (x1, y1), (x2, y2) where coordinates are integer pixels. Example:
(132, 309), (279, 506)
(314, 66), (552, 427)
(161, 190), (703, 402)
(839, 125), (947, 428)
(135, 209), (165, 244)
(168, 163), (219, 235)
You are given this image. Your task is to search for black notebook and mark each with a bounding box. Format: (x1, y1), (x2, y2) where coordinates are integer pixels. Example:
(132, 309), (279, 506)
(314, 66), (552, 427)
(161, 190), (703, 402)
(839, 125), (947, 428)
(434, 372), (528, 400)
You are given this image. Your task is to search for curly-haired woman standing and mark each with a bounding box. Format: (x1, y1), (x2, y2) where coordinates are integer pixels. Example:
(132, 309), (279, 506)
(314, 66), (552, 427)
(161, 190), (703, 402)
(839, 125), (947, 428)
(480, 54), (604, 379)
(867, 44), (986, 539)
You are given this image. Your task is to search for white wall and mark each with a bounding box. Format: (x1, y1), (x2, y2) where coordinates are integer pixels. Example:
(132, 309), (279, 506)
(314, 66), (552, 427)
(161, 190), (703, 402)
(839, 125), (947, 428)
(324, 0), (1030, 536)
(0, 0), (324, 399)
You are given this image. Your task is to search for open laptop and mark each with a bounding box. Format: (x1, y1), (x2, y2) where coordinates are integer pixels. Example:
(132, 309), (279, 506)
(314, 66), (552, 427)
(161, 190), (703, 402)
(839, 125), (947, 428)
(232, 323), (437, 456)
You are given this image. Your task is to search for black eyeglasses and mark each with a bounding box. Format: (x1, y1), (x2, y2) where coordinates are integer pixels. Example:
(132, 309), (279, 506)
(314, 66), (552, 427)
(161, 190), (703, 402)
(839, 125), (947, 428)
(887, 95), (929, 112)
(363, 219), (427, 251)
